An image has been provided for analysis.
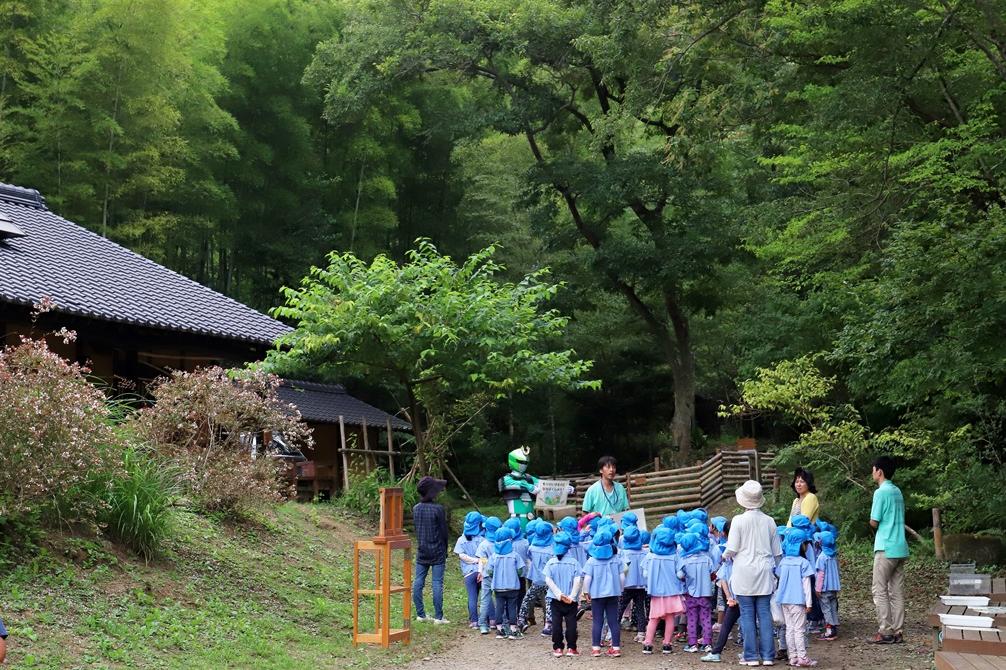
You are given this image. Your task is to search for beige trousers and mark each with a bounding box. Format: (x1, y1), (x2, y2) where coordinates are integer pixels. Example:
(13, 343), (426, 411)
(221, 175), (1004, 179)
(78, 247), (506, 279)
(872, 551), (906, 635)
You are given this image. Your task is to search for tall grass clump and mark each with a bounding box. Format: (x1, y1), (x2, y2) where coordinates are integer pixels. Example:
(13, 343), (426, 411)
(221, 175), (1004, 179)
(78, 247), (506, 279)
(337, 468), (418, 517)
(100, 446), (179, 561)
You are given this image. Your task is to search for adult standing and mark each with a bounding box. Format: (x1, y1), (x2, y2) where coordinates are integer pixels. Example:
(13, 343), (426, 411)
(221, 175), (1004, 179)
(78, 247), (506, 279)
(867, 456), (909, 644)
(581, 455), (630, 517)
(723, 480), (782, 667)
(412, 475), (450, 624)
(786, 467), (820, 525)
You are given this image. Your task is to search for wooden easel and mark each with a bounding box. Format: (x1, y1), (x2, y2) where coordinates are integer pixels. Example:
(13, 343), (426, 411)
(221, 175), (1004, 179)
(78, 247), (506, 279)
(352, 487), (412, 647)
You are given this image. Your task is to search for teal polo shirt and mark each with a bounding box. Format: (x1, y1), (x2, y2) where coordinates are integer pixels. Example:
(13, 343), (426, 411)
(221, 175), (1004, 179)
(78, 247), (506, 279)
(870, 480), (909, 559)
(581, 480), (629, 516)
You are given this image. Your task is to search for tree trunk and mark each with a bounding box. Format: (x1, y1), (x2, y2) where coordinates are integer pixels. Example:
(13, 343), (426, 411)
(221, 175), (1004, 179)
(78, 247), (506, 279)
(666, 291), (694, 457)
(406, 383), (426, 475)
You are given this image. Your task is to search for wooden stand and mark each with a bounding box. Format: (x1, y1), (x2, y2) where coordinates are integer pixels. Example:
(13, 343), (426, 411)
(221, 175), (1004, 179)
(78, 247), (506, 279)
(352, 487), (412, 648)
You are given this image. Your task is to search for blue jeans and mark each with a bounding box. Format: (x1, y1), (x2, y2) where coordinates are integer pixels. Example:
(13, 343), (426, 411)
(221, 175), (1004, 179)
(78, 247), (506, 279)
(464, 572), (479, 623)
(495, 589), (520, 633)
(737, 594), (774, 662)
(478, 577), (496, 627)
(591, 596), (621, 648)
(412, 561), (445, 620)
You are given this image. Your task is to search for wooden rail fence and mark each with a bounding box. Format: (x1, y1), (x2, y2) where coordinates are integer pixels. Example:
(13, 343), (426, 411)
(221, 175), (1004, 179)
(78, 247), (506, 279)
(561, 450), (776, 519)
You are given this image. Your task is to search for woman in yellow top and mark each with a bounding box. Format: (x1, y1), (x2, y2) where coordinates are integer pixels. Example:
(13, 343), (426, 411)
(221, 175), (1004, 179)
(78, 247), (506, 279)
(787, 467), (819, 525)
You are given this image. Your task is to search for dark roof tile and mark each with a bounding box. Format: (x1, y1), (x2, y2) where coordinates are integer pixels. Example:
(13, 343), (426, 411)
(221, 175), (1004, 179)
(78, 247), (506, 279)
(278, 380), (411, 431)
(0, 183), (291, 345)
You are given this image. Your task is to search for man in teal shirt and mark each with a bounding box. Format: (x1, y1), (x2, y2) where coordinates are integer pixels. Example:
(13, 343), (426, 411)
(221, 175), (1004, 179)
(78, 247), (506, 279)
(581, 455), (629, 517)
(867, 455), (909, 644)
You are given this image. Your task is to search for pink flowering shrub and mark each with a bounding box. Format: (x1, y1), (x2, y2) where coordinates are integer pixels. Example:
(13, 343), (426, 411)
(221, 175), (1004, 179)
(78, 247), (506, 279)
(130, 367), (312, 515)
(0, 338), (118, 519)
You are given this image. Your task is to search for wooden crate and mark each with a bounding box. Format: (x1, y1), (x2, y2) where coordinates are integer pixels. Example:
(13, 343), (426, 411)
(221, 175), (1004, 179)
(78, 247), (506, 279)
(940, 627), (1006, 656)
(937, 651), (1006, 670)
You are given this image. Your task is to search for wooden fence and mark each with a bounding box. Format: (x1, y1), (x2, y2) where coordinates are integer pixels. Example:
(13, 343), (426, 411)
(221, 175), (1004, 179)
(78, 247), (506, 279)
(563, 450), (776, 519)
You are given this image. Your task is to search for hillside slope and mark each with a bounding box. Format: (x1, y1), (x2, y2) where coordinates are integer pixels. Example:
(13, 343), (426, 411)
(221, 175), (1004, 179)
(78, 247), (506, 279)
(0, 504), (464, 669)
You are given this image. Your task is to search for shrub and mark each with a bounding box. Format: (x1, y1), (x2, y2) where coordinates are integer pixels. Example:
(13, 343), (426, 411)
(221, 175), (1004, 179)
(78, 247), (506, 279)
(99, 445), (180, 561)
(130, 367), (312, 515)
(337, 468), (418, 517)
(0, 338), (118, 521)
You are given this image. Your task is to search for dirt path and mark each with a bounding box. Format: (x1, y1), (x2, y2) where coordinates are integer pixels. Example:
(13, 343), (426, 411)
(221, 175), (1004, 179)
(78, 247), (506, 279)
(394, 606), (934, 670)
(390, 500), (944, 669)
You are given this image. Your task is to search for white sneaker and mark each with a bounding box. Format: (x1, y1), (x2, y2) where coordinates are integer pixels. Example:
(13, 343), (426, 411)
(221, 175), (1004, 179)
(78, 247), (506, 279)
(416, 615), (432, 622)
(634, 632), (646, 643)
(433, 617), (450, 625)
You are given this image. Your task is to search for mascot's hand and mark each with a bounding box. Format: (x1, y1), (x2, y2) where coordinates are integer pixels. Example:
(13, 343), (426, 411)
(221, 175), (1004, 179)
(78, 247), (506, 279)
(566, 485), (575, 495)
(531, 482), (541, 495)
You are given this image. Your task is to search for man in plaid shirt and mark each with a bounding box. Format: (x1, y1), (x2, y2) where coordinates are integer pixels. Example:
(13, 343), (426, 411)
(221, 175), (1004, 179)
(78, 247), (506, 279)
(412, 476), (450, 623)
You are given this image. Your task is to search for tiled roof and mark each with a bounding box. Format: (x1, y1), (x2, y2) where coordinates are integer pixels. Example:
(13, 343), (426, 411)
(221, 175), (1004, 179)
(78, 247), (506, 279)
(278, 380), (412, 431)
(0, 183), (291, 345)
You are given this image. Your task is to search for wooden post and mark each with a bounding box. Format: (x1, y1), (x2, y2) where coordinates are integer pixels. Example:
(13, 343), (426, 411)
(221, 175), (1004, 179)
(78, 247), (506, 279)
(340, 415), (350, 492)
(362, 416), (371, 474)
(933, 508), (945, 560)
(654, 456), (661, 472)
(386, 417), (395, 480)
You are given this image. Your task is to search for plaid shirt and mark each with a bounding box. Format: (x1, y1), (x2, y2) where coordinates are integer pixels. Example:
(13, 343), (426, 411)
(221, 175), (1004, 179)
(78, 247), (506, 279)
(413, 501), (448, 565)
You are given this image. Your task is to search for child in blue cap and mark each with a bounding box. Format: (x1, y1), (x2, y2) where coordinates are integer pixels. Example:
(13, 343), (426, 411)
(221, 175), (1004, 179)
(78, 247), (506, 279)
(456, 511), (485, 628)
(814, 530), (841, 640)
(517, 520), (554, 635)
(544, 531), (582, 657)
(641, 525), (684, 654)
(477, 516), (503, 634)
(677, 531), (715, 653)
(557, 516), (586, 568)
(582, 528), (625, 657)
(618, 525), (648, 642)
(774, 528), (817, 667)
(486, 527), (526, 640)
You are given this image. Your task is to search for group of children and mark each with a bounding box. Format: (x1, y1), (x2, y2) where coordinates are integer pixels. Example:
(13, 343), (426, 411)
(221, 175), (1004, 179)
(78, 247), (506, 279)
(454, 508), (842, 664)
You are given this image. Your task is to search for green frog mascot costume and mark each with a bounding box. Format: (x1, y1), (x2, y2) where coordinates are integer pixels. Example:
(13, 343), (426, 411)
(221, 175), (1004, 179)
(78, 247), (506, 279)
(499, 446), (574, 529)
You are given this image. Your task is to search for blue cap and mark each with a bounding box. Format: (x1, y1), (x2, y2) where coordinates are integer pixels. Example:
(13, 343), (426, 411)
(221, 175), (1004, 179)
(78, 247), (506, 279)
(503, 517), (523, 540)
(620, 512), (638, 529)
(588, 528), (614, 560)
(790, 514), (812, 531)
(558, 516), (580, 543)
(640, 530), (651, 547)
(692, 508), (708, 524)
(661, 515), (681, 532)
(463, 511), (484, 537)
(553, 531), (572, 556)
(817, 530), (837, 557)
(495, 527), (515, 555)
(622, 525), (643, 550)
(678, 531), (703, 557)
(711, 516), (728, 534)
(531, 521), (555, 547)
(484, 516), (503, 542)
(650, 526), (675, 556)
(783, 528), (806, 557)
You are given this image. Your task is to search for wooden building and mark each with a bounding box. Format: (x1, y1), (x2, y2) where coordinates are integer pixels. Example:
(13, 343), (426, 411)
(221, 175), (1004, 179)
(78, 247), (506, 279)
(0, 182), (410, 493)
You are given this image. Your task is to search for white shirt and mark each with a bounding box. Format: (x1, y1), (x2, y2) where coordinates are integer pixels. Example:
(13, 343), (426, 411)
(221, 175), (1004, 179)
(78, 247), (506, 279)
(723, 509), (781, 596)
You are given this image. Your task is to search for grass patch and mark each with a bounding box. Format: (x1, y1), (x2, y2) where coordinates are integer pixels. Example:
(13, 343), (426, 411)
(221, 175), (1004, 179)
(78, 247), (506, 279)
(0, 503), (467, 669)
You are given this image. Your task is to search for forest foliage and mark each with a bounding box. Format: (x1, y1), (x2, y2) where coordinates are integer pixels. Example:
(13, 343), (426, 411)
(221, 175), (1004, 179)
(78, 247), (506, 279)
(1, 0), (1004, 532)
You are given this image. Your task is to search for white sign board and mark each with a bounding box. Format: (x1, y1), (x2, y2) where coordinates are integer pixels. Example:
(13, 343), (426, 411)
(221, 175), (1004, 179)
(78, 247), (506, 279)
(535, 479), (571, 507)
(612, 508), (648, 532)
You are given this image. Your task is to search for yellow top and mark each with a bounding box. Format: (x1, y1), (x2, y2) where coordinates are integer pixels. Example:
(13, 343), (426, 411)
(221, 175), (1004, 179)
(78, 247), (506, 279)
(786, 492), (820, 525)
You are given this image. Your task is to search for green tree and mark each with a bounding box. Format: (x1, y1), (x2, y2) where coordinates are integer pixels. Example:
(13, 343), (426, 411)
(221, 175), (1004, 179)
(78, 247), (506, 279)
(306, 0), (758, 455)
(261, 240), (598, 476)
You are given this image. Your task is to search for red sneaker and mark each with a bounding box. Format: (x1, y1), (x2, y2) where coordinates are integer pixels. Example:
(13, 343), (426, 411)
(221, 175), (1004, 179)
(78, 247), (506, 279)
(606, 647), (622, 657)
(565, 648), (580, 657)
(591, 647), (602, 657)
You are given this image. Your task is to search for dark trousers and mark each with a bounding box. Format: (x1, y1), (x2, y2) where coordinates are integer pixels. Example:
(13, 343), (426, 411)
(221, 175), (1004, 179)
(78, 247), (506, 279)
(808, 575), (823, 623)
(591, 596), (621, 648)
(619, 587), (647, 631)
(712, 603), (740, 654)
(551, 598), (578, 650)
(495, 589), (520, 632)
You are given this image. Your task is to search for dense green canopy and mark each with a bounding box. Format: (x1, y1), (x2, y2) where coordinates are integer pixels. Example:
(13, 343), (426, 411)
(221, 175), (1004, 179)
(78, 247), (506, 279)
(2, 0), (1004, 531)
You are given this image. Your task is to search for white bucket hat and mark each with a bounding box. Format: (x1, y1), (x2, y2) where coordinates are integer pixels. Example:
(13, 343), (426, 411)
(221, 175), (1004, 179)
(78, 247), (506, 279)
(735, 480), (765, 510)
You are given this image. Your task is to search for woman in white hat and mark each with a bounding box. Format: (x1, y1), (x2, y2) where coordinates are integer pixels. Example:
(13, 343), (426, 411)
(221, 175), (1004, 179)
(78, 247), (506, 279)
(722, 480), (782, 666)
